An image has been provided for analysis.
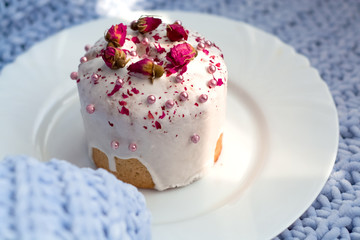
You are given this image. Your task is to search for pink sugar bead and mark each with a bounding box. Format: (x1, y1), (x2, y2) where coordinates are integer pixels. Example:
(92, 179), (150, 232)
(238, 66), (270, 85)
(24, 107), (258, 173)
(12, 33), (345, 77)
(190, 134), (200, 143)
(70, 72), (78, 80)
(129, 143), (137, 152)
(86, 104), (95, 114)
(111, 140), (119, 149)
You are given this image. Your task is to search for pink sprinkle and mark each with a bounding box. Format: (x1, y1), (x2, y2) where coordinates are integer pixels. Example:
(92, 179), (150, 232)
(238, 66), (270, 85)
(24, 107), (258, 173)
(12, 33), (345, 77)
(216, 63), (221, 67)
(119, 101), (127, 106)
(119, 106), (129, 116)
(203, 49), (209, 55)
(131, 36), (140, 43)
(122, 93), (129, 99)
(195, 37), (203, 42)
(148, 111), (154, 119)
(127, 89), (133, 96)
(155, 44), (166, 54)
(159, 111), (165, 119)
(155, 121), (162, 129)
(217, 78), (224, 86)
(107, 84), (122, 97)
(153, 33), (161, 41)
(131, 88), (140, 94)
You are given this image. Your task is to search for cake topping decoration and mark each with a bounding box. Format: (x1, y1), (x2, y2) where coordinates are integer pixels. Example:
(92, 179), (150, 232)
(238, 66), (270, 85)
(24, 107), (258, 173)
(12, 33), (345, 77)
(190, 134), (200, 143)
(205, 40), (213, 48)
(175, 74), (184, 83)
(91, 73), (99, 81)
(105, 23), (127, 48)
(119, 106), (130, 115)
(165, 99), (175, 109)
(208, 65), (216, 74)
(84, 44), (91, 51)
(102, 46), (129, 69)
(127, 58), (165, 83)
(154, 44), (166, 54)
(116, 78), (124, 86)
(179, 91), (189, 101)
(165, 42), (197, 76)
(217, 78), (224, 86)
(197, 42), (205, 50)
(129, 143), (137, 152)
(208, 79), (217, 88)
(154, 121), (162, 129)
(111, 140), (119, 149)
(107, 79), (124, 97)
(70, 72), (78, 80)
(129, 51), (137, 57)
(199, 94), (208, 103)
(141, 37), (150, 45)
(147, 95), (156, 104)
(80, 56), (87, 63)
(131, 16), (162, 33)
(86, 104), (95, 114)
(166, 22), (189, 42)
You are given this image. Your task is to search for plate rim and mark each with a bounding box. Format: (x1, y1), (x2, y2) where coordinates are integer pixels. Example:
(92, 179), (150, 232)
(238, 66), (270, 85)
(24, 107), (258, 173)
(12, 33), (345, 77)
(0, 11), (339, 240)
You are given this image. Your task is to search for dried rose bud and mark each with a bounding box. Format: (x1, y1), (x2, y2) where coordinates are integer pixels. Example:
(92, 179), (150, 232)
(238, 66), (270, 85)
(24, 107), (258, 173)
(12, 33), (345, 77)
(127, 58), (164, 83)
(166, 42), (197, 67)
(133, 17), (162, 34)
(105, 23), (127, 47)
(165, 42), (197, 76)
(130, 20), (138, 31)
(166, 23), (189, 41)
(102, 46), (129, 69)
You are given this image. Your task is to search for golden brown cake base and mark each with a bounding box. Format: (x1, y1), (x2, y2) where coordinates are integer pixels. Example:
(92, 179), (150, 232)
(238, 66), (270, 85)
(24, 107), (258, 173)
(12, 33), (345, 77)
(92, 133), (223, 189)
(92, 148), (155, 189)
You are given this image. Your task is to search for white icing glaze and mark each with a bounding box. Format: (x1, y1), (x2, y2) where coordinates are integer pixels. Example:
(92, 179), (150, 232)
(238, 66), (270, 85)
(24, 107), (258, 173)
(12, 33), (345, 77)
(76, 21), (227, 190)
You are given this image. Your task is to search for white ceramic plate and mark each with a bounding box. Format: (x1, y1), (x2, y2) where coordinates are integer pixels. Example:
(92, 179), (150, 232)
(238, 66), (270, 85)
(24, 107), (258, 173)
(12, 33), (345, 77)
(0, 11), (338, 239)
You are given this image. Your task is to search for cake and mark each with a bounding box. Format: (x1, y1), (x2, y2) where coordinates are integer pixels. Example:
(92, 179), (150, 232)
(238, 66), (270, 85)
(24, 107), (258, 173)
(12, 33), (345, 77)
(72, 16), (228, 191)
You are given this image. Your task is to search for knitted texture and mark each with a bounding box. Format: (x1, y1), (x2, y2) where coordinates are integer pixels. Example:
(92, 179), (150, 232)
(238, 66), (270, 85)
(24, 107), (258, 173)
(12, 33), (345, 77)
(0, 155), (151, 240)
(1, 0), (360, 239)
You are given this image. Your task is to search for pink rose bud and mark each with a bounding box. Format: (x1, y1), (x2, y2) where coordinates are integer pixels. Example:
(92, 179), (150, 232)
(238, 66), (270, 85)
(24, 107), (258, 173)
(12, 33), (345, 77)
(102, 46), (129, 69)
(165, 42), (198, 76)
(105, 23), (127, 47)
(127, 58), (164, 83)
(134, 17), (162, 34)
(166, 23), (189, 41)
(166, 42), (197, 67)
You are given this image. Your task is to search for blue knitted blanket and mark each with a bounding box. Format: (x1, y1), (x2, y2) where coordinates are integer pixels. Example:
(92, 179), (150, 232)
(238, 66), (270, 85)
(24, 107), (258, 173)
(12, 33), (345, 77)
(1, 0), (360, 239)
